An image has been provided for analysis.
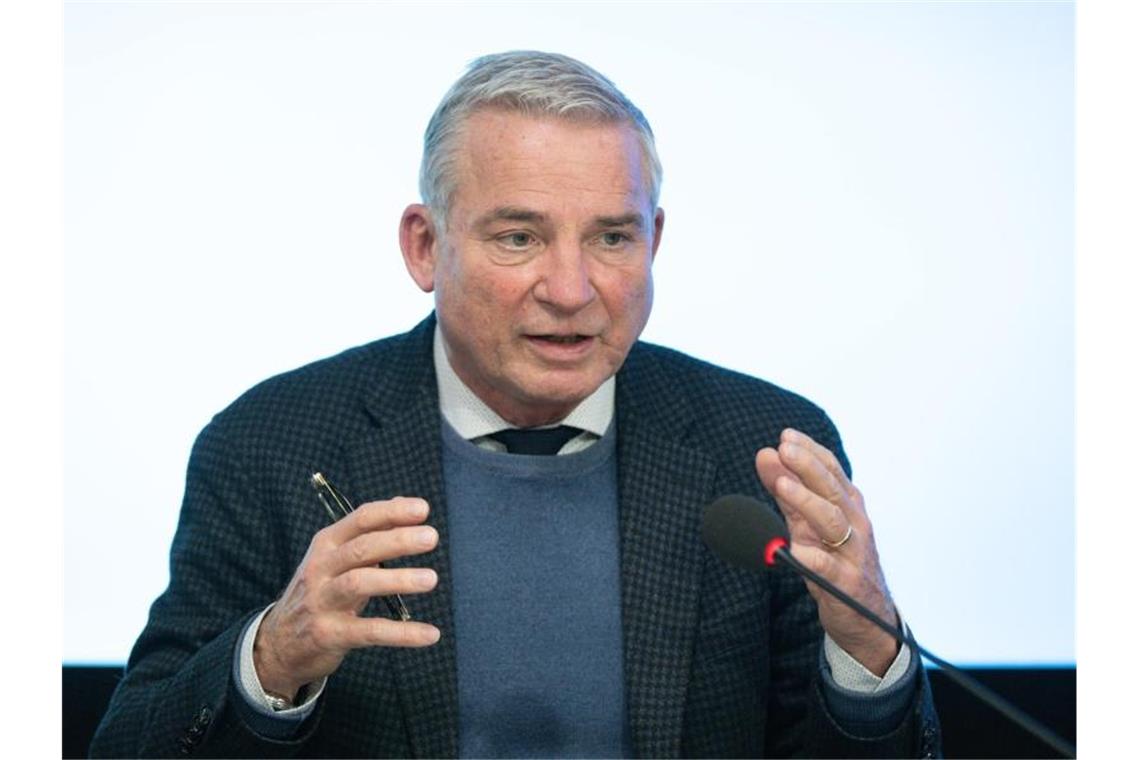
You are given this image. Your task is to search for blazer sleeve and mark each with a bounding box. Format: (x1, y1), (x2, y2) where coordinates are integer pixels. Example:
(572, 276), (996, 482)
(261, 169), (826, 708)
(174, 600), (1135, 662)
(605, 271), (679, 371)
(89, 419), (322, 758)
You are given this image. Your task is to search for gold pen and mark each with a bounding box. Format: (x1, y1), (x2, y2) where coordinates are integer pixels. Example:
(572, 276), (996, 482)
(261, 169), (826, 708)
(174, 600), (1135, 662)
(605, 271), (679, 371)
(309, 472), (413, 622)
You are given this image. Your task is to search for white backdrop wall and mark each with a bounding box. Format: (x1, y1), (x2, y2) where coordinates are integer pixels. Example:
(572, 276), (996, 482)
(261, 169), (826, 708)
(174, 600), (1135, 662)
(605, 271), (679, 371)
(64, 1), (1074, 666)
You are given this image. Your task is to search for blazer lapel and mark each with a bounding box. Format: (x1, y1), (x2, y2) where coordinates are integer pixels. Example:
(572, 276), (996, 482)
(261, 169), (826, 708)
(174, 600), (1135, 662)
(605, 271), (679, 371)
(339, 319), (460, 759)
(617, 348), (718, 758)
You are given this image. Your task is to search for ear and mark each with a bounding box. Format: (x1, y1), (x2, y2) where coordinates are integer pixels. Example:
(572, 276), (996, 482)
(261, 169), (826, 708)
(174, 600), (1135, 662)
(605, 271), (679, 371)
(650, 207), (665, 261)
(399, 204), (439, 293)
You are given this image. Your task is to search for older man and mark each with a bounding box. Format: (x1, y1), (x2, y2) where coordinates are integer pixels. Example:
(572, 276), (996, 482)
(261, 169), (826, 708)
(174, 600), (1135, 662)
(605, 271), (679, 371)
(92, 51), (940, 757)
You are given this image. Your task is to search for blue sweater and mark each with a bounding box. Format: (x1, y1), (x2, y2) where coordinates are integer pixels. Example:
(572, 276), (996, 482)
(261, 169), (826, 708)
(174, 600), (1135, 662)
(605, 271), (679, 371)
(442, 419), (629, 758)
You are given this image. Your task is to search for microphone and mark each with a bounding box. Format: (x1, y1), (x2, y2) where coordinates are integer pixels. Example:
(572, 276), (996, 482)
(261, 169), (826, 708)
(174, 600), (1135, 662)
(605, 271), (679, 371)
(701, 494), (1075, 759)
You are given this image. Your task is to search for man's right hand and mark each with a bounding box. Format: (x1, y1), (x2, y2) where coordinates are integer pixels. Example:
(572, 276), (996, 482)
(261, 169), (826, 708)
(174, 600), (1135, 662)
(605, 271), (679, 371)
(253, 496), (441, 700)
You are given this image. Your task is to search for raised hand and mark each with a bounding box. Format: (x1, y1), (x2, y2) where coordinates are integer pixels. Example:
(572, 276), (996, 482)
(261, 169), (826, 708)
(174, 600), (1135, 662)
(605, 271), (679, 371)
(254, 497), (441, 700)
(755, 428), (899, 676)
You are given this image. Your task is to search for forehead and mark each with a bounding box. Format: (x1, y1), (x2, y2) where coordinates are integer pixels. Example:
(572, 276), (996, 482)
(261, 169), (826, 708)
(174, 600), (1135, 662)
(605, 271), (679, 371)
(449, 110), (651, 222)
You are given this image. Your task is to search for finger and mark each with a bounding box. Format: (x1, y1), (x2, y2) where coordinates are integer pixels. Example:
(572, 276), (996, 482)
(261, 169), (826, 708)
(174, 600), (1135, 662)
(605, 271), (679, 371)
(323, 497), (430, 545)
(782, 429), (872, 533)
(777, 439), (849, 512)
(323, 566), (438, 608)
(782, 428), (859, 503)
(324, 524), (439, 575)
(338, 616), (442, 649)
(774, 473), (851, 548)
(755, 448), (817, 536)
(755, 447), (802, 500)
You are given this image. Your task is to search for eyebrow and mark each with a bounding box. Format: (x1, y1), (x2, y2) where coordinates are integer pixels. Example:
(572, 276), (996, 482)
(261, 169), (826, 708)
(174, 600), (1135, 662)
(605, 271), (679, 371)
(594, 213), (644, 229)
(473, 207), (646, 229)
(474, 206), (549, 227)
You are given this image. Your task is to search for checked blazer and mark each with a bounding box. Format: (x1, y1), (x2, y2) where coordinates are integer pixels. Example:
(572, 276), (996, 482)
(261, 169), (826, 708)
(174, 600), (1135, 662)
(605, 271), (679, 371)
(90, 315), (940, 758)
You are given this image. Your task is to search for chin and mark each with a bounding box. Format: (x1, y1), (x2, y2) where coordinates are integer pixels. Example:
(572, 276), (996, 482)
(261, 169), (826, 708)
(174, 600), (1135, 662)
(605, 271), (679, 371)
(541, 365), (610, 393)
(518, 383), (589, 408)
(511, 375), (601, 412)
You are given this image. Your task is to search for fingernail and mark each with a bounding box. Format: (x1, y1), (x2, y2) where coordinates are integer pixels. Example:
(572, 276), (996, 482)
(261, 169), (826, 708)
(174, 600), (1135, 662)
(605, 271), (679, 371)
(416, 527), (437, 547)
(783, 442), (801, 460)
(415, 569), (437, 588)
(410, 499), (429, 517)
(777, 476), (797, 496)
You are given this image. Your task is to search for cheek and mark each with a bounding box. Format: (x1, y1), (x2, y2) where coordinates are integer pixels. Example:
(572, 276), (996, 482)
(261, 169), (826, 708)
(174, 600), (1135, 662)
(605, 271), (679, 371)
(606, 268), (654, 329)
(640, 275), (655, 317)
(440, 264), (530, 338)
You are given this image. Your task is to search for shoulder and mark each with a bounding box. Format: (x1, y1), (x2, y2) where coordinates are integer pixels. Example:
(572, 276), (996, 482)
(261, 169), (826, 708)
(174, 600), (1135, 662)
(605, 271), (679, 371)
(620, 341), (848, 471)
(197, 317), (434, 457)
(623, 341), (832, 427)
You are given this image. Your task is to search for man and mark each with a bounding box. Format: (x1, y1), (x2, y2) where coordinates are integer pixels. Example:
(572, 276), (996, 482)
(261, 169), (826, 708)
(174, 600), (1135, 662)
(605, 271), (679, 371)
(92, 51), (940, 757)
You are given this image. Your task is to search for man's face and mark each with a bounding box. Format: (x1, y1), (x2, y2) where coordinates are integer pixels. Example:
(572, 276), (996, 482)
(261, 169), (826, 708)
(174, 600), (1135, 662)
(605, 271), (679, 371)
(403, 109), (663, 427)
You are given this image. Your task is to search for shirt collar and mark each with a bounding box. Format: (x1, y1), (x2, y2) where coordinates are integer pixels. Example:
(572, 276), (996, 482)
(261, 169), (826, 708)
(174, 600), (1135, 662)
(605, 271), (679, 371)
(433, 324), (614, 439)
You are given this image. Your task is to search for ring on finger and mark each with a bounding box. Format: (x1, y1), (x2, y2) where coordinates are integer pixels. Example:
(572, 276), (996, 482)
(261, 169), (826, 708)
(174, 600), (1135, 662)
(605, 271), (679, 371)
(821, 524), (854, 549)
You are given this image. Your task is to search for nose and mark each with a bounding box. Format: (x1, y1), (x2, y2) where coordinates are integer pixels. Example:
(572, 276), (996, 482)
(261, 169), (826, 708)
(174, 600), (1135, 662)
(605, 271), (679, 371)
(533, 245), (597, 313)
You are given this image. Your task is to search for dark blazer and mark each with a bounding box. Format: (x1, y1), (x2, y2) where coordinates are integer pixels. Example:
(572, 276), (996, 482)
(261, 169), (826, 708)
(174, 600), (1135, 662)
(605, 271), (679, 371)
(90, 315), (940, 758)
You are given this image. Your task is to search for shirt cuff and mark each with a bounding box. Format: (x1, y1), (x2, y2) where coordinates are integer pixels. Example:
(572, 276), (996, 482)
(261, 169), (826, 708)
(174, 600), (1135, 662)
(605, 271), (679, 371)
(231, 604), (326, 738)
(823, 630), (912, 692)
(817, 625), (919, 737)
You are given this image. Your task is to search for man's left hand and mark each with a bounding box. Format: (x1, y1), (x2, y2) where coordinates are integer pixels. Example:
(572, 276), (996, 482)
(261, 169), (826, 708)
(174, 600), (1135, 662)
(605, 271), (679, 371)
(755, 428), (899, 677)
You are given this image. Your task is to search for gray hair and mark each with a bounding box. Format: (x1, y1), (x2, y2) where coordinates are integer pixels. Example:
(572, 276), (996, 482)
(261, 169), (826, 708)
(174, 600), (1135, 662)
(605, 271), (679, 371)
(419, 50), (663, 225)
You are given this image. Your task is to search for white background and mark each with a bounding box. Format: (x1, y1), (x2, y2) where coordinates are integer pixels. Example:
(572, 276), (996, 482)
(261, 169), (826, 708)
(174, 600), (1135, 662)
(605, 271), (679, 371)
(64, 1), (1073, 666)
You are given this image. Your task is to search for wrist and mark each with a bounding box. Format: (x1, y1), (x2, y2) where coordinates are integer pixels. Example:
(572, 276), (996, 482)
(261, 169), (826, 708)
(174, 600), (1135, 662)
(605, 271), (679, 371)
(854, 609), (903, 677)
(858, 633), (901, 677)
(840, 607), (901, 677)
(263, 683), (308, 711)
(252, 620), (306, 700)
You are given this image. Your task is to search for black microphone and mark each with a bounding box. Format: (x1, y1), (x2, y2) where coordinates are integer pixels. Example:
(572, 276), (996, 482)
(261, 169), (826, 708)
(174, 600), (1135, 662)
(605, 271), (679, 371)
(701, 494), (1075, 759)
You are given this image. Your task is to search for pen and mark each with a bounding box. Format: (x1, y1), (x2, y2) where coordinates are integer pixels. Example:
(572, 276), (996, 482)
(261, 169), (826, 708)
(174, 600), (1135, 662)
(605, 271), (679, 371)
(309, 471), (413, 622)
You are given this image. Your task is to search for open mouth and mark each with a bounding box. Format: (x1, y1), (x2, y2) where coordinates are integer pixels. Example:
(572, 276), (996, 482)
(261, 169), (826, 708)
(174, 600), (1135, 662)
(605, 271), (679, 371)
(531, 334), (591, 345)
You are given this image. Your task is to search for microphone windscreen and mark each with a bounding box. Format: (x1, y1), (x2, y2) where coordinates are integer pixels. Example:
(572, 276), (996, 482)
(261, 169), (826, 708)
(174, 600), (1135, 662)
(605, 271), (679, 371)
(702, 494), (789, 571)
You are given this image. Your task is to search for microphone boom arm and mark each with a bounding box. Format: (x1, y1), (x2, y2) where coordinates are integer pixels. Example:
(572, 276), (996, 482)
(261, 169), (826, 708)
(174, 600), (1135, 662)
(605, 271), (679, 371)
(773, 546), (1075, 759)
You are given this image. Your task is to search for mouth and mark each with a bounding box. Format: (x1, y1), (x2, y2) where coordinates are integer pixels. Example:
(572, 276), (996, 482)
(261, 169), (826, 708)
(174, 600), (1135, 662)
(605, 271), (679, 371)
(528, 334), (592, 345)
(524, 333), (597, 359)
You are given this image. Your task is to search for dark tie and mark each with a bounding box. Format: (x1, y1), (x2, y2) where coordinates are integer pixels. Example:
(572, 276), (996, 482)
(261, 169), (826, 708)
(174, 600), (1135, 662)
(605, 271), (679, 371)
(487, 425), (583, 455)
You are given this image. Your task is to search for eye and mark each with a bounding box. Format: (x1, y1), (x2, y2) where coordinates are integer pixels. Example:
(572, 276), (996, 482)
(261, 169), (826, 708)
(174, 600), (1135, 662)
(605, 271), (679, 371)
(600, 231), (629, 246)
(499, 231), (536, 249)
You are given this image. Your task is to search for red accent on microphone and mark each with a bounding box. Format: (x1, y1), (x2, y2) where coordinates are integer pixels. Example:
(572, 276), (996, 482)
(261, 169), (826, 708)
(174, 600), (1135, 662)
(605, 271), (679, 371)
(764, 537), (788, 567)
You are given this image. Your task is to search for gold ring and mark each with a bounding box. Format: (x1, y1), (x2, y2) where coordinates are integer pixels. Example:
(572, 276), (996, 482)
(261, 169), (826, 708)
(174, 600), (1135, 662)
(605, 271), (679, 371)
(822, 524), (853, 549)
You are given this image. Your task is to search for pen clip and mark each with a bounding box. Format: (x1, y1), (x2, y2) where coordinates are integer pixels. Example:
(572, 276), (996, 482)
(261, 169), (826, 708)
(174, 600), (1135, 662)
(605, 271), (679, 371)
(311, 471), (353, 521)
